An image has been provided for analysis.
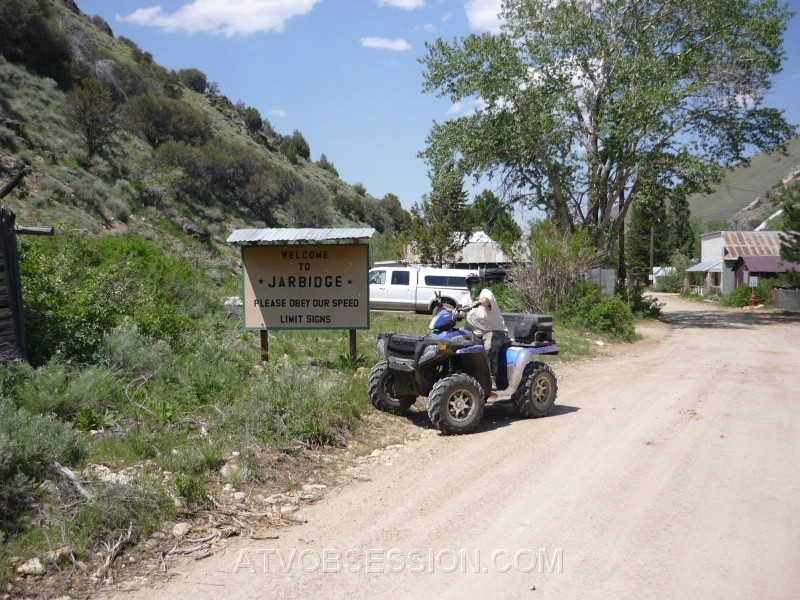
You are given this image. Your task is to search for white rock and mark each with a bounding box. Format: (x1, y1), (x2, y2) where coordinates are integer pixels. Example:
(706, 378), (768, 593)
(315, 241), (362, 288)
(279, 505), (298, 515)
(303, 484), (327, 491)
(265, 493), (288, 505)
(233, 491), (247, 502)
(171, 523), (192, 538)
(16, 558), (45, 576)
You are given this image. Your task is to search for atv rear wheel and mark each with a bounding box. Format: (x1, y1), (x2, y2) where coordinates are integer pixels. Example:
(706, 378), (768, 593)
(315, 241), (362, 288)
(368, 360), (417, 414)
(512, 361), (557, 418)
(427, 373), (484, 435)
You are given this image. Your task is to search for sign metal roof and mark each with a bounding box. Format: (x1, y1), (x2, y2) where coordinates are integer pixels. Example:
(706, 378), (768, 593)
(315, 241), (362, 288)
(227, 228), (375, 245)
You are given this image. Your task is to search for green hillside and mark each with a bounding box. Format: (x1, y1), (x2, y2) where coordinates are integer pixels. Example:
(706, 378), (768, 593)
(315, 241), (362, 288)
(0, 1), (416, 593)
(0, 0), (408, 251)
(688, 135), (800, 227)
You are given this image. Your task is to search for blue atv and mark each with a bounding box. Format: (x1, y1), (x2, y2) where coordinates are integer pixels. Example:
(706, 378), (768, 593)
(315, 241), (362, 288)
(368, 295), (560, 435)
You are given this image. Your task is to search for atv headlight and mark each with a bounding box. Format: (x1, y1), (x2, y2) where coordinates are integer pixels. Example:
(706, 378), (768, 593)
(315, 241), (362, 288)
(376, 337), (386, 356)
(420, 342), (448, 363)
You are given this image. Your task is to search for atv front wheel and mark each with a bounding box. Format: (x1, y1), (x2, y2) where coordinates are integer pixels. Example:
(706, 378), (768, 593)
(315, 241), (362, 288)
(368, 361), (417, 414)
(427, 373), (484, 435)
(512, 361), (557, 418)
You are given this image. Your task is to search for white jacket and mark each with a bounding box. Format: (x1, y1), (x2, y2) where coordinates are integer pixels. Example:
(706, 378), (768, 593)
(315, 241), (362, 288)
(460, 289), (507, 337)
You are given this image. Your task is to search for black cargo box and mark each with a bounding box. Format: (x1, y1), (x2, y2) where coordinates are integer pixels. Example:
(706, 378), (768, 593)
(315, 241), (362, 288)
(501, 313), (554, 344)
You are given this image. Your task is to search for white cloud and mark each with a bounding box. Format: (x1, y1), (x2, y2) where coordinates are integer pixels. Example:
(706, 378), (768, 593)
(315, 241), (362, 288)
(360, 37), (412, 51)
(270, 109), (287, 118)
(120, 0), (321, 36)
(465, 0), (503, 33)
(377, 0), (425, 8)
(446, 98), (486, 117)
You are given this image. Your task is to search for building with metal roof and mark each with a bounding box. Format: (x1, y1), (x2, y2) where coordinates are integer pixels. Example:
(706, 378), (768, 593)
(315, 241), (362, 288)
(689, 231), (797, 295)
(403, 230), (509, 268)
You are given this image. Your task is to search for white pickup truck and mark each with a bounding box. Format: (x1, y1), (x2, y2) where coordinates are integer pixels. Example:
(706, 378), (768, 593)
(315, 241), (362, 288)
(368, 265), (474, 313)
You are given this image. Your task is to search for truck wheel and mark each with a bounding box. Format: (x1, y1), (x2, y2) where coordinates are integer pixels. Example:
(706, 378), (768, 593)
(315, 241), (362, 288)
(368, 361), (416, 414)
(427, 373), (484, 435)
(512, 361), (557, 418)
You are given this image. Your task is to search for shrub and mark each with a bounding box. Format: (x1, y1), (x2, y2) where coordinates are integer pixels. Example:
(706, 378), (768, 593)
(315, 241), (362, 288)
(656, 253), (692, 292)
(12, 363), (122, 420)
(722, 279), (774, 307)
(67, 77), (122, 159)
(629, 286), (662, 318)
(243, 106), (262, 135)
(126, 95), (212, 148)
(177, 68), (209, 93)
(20, 234), (201, 364)
(317, 153), (338, 176)
(286, 194), (334, 227)
(0, 0), (73, 87)
(586, 296), (636, 340)
(556, 282), (637, 339)
(224, 365), (369, 448)
(507, 223), (605, 313)
(290, 129), (310, 160)
(0, 399), (88, 485)
(70, 478), (174, 553)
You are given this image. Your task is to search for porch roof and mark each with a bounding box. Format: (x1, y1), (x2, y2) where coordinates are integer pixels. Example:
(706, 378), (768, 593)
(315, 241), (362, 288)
(686, 260), (722, 273)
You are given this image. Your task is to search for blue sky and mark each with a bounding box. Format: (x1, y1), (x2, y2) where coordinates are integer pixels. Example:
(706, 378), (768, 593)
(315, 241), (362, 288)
(76, 0), (800, 213)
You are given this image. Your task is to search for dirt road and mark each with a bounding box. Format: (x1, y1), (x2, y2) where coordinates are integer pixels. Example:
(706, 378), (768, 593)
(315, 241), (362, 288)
(107, 296), (800, 599)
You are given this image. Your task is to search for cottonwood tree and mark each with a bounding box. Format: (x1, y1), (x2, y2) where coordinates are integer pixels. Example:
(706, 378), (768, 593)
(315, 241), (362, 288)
(421, 0), (794, 271)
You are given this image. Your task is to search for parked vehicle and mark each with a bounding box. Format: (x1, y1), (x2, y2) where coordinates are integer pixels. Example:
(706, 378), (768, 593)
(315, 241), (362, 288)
(368, 295), (560, 434)
(368, 264), (474, 313)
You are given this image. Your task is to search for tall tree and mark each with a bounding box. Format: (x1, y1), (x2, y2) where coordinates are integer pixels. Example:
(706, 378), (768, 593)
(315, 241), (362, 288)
(667, 194), (695, 259)
(627, 193), (668, 284)
(379, 193), (411, 234)
(421, 0), (793, 265)
(409, 167), (471, 267)
(467, 189), (523, 253)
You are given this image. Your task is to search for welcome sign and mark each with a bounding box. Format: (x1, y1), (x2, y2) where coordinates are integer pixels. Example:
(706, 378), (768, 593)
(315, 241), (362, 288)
(241, 244), (369, 329)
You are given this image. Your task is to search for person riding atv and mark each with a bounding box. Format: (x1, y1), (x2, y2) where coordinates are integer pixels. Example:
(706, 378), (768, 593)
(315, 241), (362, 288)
(368, 290), (560, 434)
(459, 273), (507, 390)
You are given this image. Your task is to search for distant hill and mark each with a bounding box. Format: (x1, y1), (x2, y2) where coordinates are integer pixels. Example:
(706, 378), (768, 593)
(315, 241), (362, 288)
(688, 136), (800, 229)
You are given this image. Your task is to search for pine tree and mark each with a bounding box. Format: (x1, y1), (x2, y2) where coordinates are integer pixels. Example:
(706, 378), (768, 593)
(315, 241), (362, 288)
(627, 194), (668, 284)
(409, 168), (471, 267)
(667, 194), (695, 259)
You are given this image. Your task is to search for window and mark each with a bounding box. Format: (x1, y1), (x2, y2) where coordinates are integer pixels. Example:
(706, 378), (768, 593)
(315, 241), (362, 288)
(369, 270), (386, 285)
(391, 270), (410, 285)
(424, 275), (467, 287)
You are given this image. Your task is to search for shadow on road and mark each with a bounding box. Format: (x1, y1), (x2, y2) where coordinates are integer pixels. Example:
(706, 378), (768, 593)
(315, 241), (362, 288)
(398, 401), (580, 435)
(660, 309), (800, 330)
